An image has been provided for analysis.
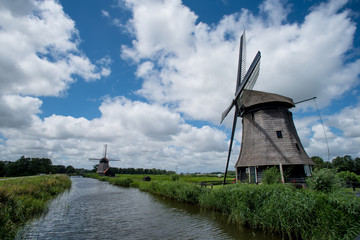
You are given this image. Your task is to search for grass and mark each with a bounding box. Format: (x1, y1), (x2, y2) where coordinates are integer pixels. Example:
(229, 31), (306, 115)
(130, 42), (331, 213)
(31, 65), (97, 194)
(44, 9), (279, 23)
(0, 175), (71, 240)
(199, 184), (360, 240)
(85, 173), (360, 240)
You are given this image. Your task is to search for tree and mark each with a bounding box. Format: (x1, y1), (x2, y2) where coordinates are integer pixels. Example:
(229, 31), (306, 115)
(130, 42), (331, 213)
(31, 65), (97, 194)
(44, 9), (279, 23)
(354, 157), (360, 175)
(17, 156), (31, 176)
(28, 158), (52, 174)
(66, 165), (76, 174)
(332, 155), (354, 172)
(0, 161), (6, 177)
(52, 165), (66, 174)
(311, 156), (325, 170)
(92, 164), (99, 173)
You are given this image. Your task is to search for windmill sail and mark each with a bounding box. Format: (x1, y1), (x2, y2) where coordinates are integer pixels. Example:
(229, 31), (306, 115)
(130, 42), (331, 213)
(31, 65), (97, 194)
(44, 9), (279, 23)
(220, 31), (261, 184)
(220, 51), (261, 123)
(235, 31), (246, 92)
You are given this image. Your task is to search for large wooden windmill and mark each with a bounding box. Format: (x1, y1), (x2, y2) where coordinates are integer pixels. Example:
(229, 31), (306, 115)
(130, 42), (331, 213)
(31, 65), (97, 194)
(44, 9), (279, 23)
(221, 31), (313, 184)
(89, 144), (121, 176)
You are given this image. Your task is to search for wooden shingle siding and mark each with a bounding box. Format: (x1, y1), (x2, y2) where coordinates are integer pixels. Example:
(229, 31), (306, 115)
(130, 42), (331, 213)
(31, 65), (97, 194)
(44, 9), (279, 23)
(235, 90), (313, 180)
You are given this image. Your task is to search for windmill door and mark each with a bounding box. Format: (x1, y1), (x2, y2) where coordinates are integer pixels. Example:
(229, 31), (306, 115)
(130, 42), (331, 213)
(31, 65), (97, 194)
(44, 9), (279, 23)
(249, 166), (256, 183)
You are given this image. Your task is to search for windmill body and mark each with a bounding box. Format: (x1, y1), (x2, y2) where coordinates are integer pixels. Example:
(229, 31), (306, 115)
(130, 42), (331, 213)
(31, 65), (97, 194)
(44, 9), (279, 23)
(96, 158), (110, 175)
(235, 90), (314, 183)
(221, 31), (313, 184)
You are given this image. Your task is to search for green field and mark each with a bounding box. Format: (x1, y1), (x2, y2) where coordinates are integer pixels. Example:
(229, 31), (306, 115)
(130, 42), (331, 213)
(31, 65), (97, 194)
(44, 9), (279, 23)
(85, 173), (360, 240)
(0, 175), (71, 240)
(118, 173), (235, 182)
(84, 173), (236, 188)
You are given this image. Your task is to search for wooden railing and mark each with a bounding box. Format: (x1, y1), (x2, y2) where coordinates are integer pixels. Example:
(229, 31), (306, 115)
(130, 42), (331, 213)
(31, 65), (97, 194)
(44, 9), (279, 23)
(195, 180), (233, 189)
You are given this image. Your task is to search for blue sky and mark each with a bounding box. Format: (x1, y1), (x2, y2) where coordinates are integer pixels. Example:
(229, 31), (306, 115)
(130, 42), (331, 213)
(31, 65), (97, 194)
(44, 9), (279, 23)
(0, 0), (359, 173)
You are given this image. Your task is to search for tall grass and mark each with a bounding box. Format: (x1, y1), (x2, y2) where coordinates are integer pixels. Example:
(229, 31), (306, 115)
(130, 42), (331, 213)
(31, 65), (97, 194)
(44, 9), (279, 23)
(85, 174), (360, 240)
(198, 184), (360, 240)
(139, 180), (205, 204)
(0, 175), (71, 240)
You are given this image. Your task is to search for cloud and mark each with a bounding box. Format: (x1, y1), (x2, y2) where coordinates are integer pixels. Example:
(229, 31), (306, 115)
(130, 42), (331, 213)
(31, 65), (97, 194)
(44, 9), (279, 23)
(101, 9), (110, 18)
(0, 0), (108, 97)
(259, 0), (290, 26)
(294, 102), (360, 161)
(120, 0), (360, 125)
(0, 0), (114, 133)
(0, 95), (42, 128)
(0, 96), (228, 170)
(0, 0), (359, 172)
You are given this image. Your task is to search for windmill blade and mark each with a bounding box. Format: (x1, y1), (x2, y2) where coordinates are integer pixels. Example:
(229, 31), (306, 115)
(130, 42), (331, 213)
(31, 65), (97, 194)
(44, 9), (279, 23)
(107, 159), (121, 161)
(220, 100), (235, 124)
(223, 106), (239, 185)
(234, 51), (261, 100)
(235, 31), (246, 93)
(221, 51), (260, 124)
(103, 144), (108, 158)
(89, 158), (101, 161)
(238, 59), (260, 106)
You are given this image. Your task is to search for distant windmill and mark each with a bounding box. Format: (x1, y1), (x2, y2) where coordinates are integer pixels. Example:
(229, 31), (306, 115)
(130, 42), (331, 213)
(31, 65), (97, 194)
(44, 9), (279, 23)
(89, 144), (121, 176)
(220, 31), (261, 184)
(221, 31), (313, 185)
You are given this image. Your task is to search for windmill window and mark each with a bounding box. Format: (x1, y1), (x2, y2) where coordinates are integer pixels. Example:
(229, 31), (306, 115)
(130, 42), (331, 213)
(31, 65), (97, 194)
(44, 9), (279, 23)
(295, 143), (301, 152)
(276, 131), (283, 138)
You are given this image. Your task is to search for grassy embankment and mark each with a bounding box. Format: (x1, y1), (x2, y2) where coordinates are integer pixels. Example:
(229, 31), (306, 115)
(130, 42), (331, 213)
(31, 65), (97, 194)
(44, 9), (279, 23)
(85, 173), (360, 240)
(0, 175), (71, 240)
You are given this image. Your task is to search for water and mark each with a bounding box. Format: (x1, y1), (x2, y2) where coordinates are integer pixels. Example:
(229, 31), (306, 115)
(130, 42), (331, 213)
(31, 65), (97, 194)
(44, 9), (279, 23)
(18, 177), (279, 240)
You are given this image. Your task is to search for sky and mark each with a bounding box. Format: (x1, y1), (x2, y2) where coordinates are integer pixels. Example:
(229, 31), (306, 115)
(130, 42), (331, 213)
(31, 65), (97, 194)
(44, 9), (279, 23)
(0, 0), (359, 173)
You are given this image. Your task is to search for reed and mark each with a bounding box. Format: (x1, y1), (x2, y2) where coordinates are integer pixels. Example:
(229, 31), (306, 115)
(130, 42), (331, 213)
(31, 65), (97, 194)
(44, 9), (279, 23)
(0, 175), (71, 240)
(139, 180), (205, 204)
(198, 184), (360, 240)
(85, 174), (360, 239)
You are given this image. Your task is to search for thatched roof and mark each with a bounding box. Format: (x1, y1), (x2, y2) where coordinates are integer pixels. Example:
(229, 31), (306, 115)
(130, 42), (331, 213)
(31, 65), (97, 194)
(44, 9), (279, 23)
(241, 90), (295, 109)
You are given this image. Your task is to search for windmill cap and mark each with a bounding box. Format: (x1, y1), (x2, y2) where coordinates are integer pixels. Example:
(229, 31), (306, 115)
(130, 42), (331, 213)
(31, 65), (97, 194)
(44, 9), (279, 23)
(241, 90), (295, 109)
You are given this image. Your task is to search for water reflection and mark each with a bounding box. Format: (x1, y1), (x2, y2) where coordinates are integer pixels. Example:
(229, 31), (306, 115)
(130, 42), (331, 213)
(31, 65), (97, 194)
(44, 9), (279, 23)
(18, 177), (280, 240)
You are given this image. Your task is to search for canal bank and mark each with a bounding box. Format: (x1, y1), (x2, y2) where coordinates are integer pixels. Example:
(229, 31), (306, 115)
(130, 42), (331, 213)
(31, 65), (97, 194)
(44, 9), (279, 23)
(0, 175), (71, 240)
(87, 174), (360, 240)
(17, 177), (279, 240)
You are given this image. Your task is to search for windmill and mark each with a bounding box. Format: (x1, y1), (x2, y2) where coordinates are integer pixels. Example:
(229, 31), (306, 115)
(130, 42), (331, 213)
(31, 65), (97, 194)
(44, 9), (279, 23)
(89, 144), (121, 176)
(220, 31), (261, 184)
(221, 31), (313, 185)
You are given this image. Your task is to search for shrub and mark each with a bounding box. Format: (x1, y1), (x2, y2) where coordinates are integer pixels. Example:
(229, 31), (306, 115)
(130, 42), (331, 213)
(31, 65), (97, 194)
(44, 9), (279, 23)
(141, 180), (204, 204)
(108, 177), (133, 187)
(170, 174), (180, 181)
(337, 171), (360, 183)
(262, 166), (281, 184)
(306, 168), (342, 193)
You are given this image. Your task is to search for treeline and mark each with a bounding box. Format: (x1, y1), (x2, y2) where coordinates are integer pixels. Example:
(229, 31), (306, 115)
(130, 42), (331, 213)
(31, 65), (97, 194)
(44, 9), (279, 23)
(312, 155), (360, 174)
(0, 156), (176, 177)
(108, 167), (175, 175)
(0, 156), (91, 177)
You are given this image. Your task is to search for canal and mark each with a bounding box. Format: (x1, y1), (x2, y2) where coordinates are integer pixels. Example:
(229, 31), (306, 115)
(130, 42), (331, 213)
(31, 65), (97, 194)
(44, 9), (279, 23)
(18, 177), (280, 239)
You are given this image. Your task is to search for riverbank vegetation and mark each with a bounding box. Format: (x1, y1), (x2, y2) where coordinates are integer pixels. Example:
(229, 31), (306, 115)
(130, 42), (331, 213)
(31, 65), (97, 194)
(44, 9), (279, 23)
(85, 171), (360, 240)
(0, 156), (93, 177)
(0, 175), (71, 240)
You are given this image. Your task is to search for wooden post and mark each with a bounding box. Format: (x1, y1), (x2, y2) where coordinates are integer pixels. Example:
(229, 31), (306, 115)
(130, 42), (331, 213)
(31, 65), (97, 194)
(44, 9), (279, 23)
(279, 163), (284, 184)
(255, 166), (258, 184)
